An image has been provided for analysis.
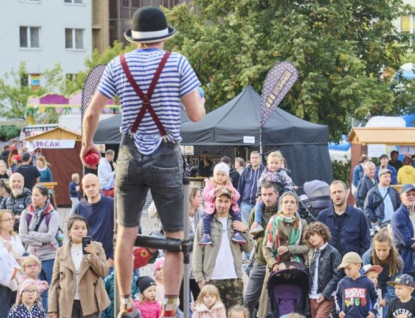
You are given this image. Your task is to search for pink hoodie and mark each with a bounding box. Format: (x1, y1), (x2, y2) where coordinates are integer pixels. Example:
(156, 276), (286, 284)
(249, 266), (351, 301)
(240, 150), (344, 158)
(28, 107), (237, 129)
(202, 179), (240, 215)
(133, 299), (162, 318)
(192, 302), (227, 318)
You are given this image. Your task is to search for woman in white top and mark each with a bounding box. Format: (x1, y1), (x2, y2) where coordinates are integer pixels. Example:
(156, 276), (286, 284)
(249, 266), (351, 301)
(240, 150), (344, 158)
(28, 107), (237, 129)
(0, 209), (24, 317)
(48, 215), (110, 318)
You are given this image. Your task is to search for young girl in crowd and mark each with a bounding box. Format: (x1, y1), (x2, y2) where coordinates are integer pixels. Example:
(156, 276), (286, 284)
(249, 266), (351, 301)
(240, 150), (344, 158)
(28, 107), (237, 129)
(193, 284), (226, 318)
(8, 279), (45, 318)
(304, 222), (342, 318)
(363, 265), (384, 317)
(198, 162), (245, 245)
(251, 151), (294, 234)
(153, 257), (165, 306)
(227, 305), (249, 318)
(0, 160), (10, 178)
(18, 256), (49, 299)
(363, 229), (404, 317)
(36, 156), (52, 183)
(133, 276), (162, 318)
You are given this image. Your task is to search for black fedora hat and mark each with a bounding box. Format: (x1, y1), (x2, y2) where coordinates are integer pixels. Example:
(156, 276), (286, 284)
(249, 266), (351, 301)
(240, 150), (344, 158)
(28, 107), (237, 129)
(124, 6), (175, 43)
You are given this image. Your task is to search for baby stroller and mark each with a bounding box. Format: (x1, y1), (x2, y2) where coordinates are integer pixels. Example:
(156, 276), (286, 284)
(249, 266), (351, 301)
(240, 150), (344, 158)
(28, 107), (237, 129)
(267, 262), (309, 318)
(298, 180), (331, 223)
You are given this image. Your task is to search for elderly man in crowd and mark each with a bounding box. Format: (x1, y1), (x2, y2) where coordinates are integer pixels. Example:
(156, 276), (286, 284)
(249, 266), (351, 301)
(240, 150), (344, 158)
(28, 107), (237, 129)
(317, 180), (371, 257)
(193, 187), (254, 311)
(364, 168), (400, 226)
(352, 155), (368, 195)
(70, 173), (114, 266)
(243, 181), (280, 318)
(0, 172), (31, 231)
(355, 161), (377, 209)
(391, 184), (415, 275)
(375, 154), (398, 185)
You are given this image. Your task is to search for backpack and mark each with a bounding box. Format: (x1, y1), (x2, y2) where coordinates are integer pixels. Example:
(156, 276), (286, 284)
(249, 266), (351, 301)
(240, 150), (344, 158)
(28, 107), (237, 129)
(25, 213), (64, 247)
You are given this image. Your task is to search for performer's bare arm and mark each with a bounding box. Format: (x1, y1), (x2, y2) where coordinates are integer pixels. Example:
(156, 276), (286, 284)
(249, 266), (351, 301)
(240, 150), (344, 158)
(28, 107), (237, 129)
(80, 92), (109, 167)
(182, 89), (206, 122)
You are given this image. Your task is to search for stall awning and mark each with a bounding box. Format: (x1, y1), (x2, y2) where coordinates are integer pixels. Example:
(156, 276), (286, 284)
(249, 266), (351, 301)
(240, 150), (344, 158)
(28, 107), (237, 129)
(347, 127), (415, 145)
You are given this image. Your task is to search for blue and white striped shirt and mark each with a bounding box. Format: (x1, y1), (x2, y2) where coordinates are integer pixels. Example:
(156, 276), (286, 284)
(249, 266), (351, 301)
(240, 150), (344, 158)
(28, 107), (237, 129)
(98, 48), (200, 154)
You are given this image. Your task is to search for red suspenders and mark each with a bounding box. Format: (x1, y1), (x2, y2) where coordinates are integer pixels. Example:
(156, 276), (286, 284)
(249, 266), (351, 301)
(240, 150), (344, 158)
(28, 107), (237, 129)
(119, 52), (171, 136)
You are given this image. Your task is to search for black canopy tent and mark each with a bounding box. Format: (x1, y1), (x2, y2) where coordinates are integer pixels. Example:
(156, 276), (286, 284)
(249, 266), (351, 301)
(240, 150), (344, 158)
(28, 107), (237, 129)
(94, 86), (333, 186)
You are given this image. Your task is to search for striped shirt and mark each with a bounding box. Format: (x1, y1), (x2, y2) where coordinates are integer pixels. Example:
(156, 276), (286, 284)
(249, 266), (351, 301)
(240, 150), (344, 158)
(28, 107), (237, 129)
(98, 48), (200, 154)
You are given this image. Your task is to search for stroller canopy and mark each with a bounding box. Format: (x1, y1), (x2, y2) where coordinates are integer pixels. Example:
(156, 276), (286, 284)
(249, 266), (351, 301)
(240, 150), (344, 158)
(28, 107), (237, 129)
(303, 180), (330, 200)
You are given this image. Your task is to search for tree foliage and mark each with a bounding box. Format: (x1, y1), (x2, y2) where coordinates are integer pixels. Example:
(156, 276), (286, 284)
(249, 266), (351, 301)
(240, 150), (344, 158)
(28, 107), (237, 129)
(164, 0), (415, 141)
(0, 62), (65, 122)
(0, 125), (21, 142)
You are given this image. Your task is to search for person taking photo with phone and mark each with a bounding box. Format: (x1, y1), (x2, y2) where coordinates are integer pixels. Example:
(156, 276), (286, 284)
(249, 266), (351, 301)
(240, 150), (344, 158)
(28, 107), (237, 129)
(48, 215), (110, 318)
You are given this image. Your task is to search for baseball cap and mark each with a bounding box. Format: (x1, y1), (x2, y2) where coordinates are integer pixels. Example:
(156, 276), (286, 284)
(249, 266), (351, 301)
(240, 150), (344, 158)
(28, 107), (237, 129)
(22, 152), (31, 162)
(338, 252), (362, 269)
(401, 184), (415, 194)
(379, 154), (388, 159)
(362, 264), (383, 275)
(387, 274), (415, 288)
(378, 168), (391, 177)
(215, 187), (232, 198)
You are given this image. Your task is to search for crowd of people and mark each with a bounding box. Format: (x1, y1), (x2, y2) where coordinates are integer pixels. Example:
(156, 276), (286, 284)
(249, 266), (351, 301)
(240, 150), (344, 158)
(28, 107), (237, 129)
(3, 5), (415, 318)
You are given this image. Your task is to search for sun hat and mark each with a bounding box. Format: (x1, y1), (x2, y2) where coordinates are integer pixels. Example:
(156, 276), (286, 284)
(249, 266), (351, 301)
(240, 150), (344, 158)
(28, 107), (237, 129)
(387, 274), (414, 288)
(124, 6), (175, 43)
(338, 252), (362, 269)
(362, 264), (383, 275)
(214, 162), (230, 176)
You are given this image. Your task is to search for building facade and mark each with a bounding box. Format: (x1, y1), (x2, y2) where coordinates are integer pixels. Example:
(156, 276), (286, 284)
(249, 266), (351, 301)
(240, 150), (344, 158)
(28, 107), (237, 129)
(0, 0), (93, 84)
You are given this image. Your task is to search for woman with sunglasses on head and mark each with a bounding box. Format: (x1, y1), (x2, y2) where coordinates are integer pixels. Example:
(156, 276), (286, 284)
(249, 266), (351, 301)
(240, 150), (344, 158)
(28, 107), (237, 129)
(19, 184), (60, 312)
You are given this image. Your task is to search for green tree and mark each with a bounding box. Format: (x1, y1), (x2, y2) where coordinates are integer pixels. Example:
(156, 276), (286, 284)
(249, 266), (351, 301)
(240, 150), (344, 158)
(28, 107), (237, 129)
(164, 0), (415, 141)
(0, 125), (21, 142)
(0, 62), (65, 122)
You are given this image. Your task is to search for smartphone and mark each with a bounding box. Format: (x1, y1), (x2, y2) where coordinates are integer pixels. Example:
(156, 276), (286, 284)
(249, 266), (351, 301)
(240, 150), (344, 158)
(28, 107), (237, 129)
(82, 236), (92, 254)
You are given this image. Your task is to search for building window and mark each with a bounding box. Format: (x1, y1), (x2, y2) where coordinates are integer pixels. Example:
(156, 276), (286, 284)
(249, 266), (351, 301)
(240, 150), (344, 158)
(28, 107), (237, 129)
(64, 0), (83, 4)
(65, 28), (84, 49)
(20, 26), (40, 48)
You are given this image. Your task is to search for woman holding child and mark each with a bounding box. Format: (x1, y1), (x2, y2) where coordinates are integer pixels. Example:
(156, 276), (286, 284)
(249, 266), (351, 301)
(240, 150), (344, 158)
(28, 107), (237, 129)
(257, 191), (309, 318)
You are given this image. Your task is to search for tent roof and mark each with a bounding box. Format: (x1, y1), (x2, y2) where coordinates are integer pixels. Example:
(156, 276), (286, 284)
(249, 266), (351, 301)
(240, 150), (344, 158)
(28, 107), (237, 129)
(180, 85), (328, 146)
(347, 127), (415, 145)
(25, 127), (81, 141)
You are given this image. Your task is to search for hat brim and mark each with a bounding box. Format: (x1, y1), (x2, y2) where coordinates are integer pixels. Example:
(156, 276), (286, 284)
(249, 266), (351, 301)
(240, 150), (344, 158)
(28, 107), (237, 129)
(124, 26), (176, 43)
(364, 265), (383, 275)
(387, 281), (414, 288)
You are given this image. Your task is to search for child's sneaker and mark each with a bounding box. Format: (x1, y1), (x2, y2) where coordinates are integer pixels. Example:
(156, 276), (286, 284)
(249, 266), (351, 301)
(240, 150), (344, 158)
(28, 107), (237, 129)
(250, 224), (264, 235)
(232, 232), (247, 244)
(199, 234), (213, 245)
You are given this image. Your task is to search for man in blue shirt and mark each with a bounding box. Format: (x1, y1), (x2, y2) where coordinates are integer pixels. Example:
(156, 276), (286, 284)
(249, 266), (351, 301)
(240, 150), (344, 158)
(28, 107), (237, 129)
(80, 7), (205, 318)
(375, 154), (398, 185)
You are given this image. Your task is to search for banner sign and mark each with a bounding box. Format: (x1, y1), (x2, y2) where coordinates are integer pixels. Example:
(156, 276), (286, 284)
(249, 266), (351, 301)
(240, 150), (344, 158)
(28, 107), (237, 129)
(28, 140), (75, 149)
(260, 61), (299, 127)
(21, 124), (58, 138)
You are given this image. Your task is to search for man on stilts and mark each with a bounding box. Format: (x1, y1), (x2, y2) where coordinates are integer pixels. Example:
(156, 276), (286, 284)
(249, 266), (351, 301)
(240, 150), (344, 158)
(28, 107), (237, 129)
(81, 6), (205, 318)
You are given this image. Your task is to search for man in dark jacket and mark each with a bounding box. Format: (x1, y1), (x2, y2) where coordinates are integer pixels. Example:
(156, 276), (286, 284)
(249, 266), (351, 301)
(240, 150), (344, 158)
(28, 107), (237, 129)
(317, 180), (371, 257)
(356, 161), (377, 209)
(244, 181), (279, 318)
(364, 168), (400, 225)
(375, 154), (398, 184)
(0, 172), (31, 231)
(391, 184), (415, 274)
(237, 151), (265, 224)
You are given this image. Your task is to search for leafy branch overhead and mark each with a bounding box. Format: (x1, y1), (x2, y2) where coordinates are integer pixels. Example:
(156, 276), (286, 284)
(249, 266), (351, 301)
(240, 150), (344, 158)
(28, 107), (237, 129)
(164, 0), (415, 142)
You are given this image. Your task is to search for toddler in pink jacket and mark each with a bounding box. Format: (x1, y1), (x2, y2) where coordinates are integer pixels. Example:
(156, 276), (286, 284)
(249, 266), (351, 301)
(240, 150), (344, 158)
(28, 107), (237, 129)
(193, 284), (226, 318)
(198, 163), (246, 246)
(133, 276), (162, 318)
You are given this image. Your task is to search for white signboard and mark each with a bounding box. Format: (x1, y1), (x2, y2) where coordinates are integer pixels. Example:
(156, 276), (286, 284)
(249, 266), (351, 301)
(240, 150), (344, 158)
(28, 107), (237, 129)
(368, 144), (386, 157)
(28, 140), (75, 149)
(243, 136), (255, 144)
